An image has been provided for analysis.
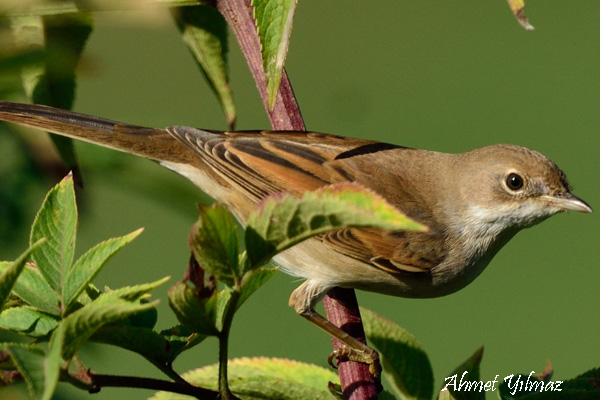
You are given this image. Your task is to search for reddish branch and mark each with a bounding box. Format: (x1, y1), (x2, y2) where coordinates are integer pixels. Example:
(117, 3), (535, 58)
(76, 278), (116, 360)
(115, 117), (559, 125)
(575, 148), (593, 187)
(214, 1), (379, 398)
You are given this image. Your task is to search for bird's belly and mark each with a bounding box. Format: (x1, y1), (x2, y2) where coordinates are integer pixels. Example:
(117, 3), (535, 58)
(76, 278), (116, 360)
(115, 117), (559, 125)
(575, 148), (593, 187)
(272, 238), (488, 299)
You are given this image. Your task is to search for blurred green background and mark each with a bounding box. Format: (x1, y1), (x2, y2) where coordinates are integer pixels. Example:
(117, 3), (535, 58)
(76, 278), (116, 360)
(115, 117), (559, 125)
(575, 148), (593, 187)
(1, 1), (599, 399)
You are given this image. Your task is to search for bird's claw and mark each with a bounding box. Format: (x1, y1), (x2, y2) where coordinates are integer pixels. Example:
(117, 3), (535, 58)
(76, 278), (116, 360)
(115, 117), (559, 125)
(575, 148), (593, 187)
(327, 347), (382, 378)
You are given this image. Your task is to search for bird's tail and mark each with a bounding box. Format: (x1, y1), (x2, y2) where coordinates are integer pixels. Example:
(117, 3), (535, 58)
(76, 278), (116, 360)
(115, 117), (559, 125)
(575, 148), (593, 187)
(0, 100), (196, 165)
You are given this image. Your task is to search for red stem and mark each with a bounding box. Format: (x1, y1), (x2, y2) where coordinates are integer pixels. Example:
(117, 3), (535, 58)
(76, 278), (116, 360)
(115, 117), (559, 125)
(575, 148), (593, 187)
(215, 0), (305, 131)
(214, 1), (378, 398)
(324, 289), (379, 400)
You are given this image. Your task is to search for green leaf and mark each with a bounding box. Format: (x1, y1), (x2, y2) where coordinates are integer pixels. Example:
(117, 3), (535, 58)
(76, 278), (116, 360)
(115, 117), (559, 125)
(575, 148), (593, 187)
(0, 261), (59, 315)
(100, 276), (169, 302)
(171, 6), (236, 128)
(92, 325), (179, 366)
(0, 306), (58, 337)
(160, 325), (207, 361)
(0, 239), (44, 308)
(59, 278), (167, 359)
(167, 280), (229, 335)
(92, 324), (206, 370)
(245, 182), (425, 267)
(151, 357), (339, 400)
(252, 0), (298, 109)
(561, 367), (600, 392)
(4, 344), (47, 400)
(29, 173), (77, 293)
(236, 266), (277, 310)
(439, 347), (485, 400)
(63, 228), (143, 310)
(361, 308), (434, 400)
(43, 323), (64, 400)
(189, 204), (240, 287)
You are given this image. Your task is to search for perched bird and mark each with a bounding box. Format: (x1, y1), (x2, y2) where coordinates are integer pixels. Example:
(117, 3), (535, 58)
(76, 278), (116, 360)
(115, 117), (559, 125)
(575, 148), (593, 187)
(0, 101), (592, 370)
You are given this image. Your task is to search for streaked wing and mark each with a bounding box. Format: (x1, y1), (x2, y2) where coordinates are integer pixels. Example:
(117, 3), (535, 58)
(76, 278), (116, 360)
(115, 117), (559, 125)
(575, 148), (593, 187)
(166, 127), (391, 200)
(167, 126), (442, 274)
(323, 228), (447, 274)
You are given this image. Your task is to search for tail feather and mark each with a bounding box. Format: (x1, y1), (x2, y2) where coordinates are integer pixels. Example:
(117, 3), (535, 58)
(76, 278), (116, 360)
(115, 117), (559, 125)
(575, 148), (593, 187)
(0, 100), (194, 164)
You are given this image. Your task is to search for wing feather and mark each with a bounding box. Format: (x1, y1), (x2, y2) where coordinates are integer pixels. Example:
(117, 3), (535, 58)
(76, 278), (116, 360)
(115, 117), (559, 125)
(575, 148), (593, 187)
(166, 126), (446, 275)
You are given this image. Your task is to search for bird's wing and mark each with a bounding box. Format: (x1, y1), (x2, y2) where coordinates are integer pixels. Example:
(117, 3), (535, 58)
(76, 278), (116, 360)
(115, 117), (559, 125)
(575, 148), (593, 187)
(167, 127), (399, 200)
(322, 228), (447, 274)
(168, 126), (445, 274)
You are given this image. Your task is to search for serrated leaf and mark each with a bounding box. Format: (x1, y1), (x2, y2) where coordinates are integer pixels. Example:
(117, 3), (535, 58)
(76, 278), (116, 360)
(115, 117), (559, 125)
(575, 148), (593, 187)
(127, 303), (158, 330)
(151, 357), (339, 400)
(92, 324), (206, 369)
(172, 6), (236, 128)
(189, 204), (239, 287)
(439, 347), (485, 400)
(0, 262), (59, 315)
(160, 325), (207, 360)
(4, 344), (47, 400)
(167, 280), (229, 335)
(102, 276), (170, 302)
(252, 0), (298, 109)
(63, 228), (143, 310)
(29, 173), (77, 293)
(0, 306), (58, 337)
(245, 182), (425, 267)
(361, 308), (434, 400)
(0, 239), (44, 307)
(61, 297), (159, 360)
(506, 0), (534, 31)
(59, 278), (167, 359)
(236, 266), (277, 310)
(91, 325), (189, 366)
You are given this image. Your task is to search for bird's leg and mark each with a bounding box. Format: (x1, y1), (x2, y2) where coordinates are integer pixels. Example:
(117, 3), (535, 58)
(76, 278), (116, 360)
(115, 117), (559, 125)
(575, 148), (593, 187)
(289, 281), (381, 377)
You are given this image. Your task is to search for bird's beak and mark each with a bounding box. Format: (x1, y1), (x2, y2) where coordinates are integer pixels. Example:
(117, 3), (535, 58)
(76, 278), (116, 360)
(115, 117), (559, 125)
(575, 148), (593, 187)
(541, 193), (593, 213)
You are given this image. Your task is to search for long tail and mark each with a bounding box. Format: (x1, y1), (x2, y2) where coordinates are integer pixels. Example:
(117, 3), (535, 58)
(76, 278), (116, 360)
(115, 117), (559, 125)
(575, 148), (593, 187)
(0, 101), (197, 165)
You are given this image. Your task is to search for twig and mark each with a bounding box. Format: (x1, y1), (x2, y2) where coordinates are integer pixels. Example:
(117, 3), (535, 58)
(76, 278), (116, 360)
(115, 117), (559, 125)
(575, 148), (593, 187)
(88, 373), (219, 399)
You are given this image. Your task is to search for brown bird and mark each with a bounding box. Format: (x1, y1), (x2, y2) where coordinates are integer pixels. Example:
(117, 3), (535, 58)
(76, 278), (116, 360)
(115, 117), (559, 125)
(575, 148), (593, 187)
(0, 100), (592, 370)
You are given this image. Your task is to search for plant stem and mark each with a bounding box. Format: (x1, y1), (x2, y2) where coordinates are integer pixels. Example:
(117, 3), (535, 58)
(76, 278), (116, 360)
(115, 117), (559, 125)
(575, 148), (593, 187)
(86, 372), (219, 399)
(217, 290), (241, 400)
(324, 289), (379, 400)
(215, 1), (378, 399)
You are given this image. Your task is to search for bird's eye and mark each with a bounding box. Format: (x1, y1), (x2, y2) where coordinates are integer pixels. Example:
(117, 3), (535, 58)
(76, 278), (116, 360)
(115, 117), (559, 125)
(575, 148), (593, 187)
(506, 173), (524, 191)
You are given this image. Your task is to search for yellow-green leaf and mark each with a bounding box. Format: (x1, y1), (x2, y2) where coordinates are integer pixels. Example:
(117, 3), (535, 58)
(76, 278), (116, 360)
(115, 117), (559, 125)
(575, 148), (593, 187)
(245, 182), (425, 267)
(0, 239), (44, 308)
(151, 357), (339, 400)
(252, 0), (298, 109)
(172, 6), (236, 128)
(29, 173), (77, 293)
(361, 308), (434, 400)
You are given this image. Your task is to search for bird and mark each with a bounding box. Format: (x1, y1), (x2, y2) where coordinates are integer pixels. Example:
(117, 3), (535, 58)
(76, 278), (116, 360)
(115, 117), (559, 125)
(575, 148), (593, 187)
(0, 100), (592, 371)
